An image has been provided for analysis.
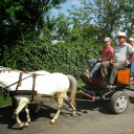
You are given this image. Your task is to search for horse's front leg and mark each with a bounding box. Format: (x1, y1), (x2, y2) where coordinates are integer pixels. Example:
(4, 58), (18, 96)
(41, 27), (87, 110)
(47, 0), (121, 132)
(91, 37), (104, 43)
(14, 101), (29, 128)
(50, 93), (65, 124)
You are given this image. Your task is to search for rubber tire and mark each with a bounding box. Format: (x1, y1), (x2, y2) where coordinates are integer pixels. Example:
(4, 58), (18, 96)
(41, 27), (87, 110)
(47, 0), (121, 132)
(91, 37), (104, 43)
(110, 91), (129, 114)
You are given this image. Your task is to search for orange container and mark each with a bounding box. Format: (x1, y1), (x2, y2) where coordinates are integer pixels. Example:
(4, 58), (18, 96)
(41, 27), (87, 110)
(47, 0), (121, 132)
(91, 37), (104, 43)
(117, 69), (130, 84)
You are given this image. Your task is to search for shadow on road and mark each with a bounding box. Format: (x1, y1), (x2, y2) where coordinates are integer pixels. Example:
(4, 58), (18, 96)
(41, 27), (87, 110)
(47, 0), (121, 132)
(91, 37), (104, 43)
(0, 93), (134, 130)
(0, 104), (57, 129)
(129, 96), (134, 104)
(75, 94), (112, 115)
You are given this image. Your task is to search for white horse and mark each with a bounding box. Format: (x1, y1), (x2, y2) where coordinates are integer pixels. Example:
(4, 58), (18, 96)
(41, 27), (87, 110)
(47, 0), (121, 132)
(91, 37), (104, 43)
(0, 69), (77, 128)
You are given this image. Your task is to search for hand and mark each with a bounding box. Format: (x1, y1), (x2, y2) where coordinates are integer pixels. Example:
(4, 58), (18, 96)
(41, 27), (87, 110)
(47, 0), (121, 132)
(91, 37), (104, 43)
(110, 59), (114, 64)
(99, 58), (101, 61)
(125, 60), (130, 64)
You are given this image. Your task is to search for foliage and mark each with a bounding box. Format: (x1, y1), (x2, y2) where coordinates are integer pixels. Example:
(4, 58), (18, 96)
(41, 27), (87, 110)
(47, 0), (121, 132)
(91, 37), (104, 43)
(53, 13), (72, 42)
(0, 96), (11, 107)
(120, 0), (134, 38)
(0, 0), (133, 80)
(0, 0), (67, 43)
(1, 38), (116, 80)
(68, 0), (93, 26)
(93, 0), (122, 38)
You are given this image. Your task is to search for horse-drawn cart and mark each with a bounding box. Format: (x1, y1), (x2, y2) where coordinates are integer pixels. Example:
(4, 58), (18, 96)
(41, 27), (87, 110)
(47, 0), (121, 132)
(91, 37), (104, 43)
(0, 65), (134, 128)
(78, 67), (134, 114)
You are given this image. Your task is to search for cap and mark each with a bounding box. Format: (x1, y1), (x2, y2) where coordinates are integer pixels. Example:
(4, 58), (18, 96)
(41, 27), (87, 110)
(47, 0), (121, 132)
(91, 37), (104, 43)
(104, 37), (111, 42)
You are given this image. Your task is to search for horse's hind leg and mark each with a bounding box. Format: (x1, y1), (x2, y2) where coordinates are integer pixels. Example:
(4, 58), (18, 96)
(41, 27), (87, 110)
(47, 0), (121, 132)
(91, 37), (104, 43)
(25, 105), (31, 123)
(50, 93), (65, 124)
(14, 101), (29, 128)
(64, 94), (76, 116)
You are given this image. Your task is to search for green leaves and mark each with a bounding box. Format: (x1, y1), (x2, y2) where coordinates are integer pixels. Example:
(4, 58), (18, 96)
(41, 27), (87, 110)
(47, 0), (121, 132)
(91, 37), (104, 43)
(0, 38), (114, 80)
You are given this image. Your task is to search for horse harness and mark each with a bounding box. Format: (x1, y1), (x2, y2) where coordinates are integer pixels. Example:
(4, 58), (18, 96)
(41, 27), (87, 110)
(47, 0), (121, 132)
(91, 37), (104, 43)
(0, 71), (47, 102)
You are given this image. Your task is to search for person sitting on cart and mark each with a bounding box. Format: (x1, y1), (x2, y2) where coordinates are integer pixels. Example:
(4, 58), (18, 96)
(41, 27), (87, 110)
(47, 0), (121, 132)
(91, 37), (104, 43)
(85, 37), (114, 78)
(101, 32), (134, 88)
(128, 37), (134, 80)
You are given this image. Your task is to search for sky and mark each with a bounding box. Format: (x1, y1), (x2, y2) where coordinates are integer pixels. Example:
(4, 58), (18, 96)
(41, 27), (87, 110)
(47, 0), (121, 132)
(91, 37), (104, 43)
(50, 0), (85, 18)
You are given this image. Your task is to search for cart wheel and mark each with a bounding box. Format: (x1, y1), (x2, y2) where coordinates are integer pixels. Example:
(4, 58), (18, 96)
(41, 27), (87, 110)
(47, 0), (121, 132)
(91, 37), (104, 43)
(110, 91), (129, 114)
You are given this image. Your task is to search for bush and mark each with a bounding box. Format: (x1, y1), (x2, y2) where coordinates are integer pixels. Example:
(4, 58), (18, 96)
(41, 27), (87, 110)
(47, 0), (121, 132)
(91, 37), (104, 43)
(1, 38), (116, 80)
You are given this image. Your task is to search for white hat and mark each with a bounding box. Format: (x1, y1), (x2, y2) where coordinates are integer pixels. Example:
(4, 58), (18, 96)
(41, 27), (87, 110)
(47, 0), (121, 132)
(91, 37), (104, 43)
(128, 37), (134, 41)
(104, 37), (111, 42)
(117, 32), (127, 38)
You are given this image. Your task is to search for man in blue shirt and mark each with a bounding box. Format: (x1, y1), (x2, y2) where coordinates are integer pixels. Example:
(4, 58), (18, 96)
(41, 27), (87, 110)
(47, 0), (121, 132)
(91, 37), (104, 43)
(128, 37), (134, 80)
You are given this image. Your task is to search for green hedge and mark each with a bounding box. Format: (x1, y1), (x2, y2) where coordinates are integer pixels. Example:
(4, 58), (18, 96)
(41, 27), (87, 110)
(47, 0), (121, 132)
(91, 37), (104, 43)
(1, 39), (116, 80)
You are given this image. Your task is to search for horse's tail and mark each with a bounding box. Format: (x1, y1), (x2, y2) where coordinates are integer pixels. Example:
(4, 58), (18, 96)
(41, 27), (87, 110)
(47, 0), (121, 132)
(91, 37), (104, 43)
(67, 75), (77, 107)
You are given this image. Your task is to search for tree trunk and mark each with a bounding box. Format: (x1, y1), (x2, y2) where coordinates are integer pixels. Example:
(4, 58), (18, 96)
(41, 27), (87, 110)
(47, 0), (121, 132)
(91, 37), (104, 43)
(18, 27), (25, 43)
(127, 20), (134, 40)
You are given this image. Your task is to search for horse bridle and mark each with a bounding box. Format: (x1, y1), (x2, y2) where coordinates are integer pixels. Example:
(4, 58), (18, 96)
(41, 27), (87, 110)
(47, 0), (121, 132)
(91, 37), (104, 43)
(0, 69), (12, 100)
(0, 70), (46, 101)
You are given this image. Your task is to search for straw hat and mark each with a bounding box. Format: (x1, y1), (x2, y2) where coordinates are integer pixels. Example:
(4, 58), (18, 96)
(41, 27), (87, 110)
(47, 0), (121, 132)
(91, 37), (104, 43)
(117, 32), (127, 38)
(128, 37), (134, 41)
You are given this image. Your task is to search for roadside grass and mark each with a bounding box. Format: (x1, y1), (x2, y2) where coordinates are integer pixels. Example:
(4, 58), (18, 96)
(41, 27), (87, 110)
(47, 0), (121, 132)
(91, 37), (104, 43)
(0, 96), (11, 107)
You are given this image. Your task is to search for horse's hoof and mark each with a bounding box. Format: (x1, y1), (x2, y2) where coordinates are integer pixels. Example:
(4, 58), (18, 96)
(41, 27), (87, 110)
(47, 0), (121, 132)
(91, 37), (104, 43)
(49, 121), (55, 125)
(24, 122), (29, 127)
(20, 122), (29, 129)
(72, 111), (76, 116)
(28, 120), (31, 123)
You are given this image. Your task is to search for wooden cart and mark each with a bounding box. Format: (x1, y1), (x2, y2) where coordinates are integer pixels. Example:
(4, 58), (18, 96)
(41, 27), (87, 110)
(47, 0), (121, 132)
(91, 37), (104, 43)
(79, 68), (134, 114)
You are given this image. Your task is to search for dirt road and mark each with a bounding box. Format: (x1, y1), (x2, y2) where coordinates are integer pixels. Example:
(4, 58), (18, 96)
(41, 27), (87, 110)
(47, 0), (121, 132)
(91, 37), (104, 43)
(0, 91), (134, 134)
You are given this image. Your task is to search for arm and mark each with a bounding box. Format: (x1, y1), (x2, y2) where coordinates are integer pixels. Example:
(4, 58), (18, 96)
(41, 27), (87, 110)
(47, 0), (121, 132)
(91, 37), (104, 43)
(102, 53), (113, 62)
(99, 54), (103, 61)
(126, 45), (134, 63)
(127, 52), (134, 63)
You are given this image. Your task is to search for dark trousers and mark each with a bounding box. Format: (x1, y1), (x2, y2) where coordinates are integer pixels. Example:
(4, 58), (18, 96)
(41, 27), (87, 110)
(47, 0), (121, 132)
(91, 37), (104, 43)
(100, 61), (126, 85)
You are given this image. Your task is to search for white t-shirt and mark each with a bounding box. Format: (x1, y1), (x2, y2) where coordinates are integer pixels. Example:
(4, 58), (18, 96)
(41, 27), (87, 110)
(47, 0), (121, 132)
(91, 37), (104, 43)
(113, 43), (134, 63)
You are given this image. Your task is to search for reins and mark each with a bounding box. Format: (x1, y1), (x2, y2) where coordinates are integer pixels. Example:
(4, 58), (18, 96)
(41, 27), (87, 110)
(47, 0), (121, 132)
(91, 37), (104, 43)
(0, 70), (96, 102)
(2, 74), (33, 90)
(1, 71), (46, 101)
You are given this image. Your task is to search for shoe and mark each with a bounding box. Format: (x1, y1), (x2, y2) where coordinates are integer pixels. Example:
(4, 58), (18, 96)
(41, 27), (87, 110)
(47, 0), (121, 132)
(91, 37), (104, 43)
(106, 84), (112, 89)
(101, 81), (106, 87)
(84, 72), (89, 78)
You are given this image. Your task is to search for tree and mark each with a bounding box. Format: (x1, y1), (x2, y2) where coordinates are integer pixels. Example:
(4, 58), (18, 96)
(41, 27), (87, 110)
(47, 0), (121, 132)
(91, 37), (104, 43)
(93, 0), (123, 38)
(0, 0), (67, 65)
(68, 0), (93, 26)
(120, 0), (134, 39)
(67, 0), (103, 43)
(0, 0), (67, 43)
(53, 13), (72, 42)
